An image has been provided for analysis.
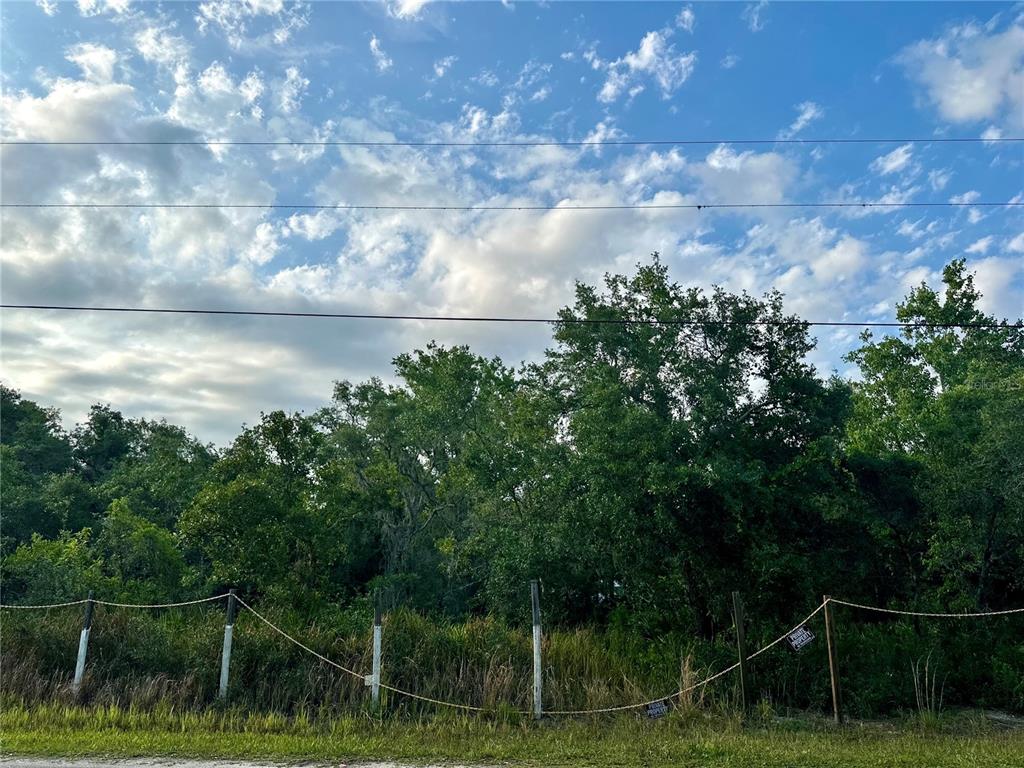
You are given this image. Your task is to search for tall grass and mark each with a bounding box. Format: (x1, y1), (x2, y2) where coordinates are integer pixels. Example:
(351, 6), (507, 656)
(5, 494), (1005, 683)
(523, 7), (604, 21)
(2, 601), (1021, 717)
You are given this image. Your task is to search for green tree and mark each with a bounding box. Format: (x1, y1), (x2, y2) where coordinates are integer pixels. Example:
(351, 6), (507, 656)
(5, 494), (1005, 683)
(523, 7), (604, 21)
(98, 421), (216, 528)
(846, 260), (1024, 608)
(179, 410), (369, 606)
(477, 257), (854, 631)
(94, 498), (187, 603)
(72, 404), (137, 483)
(0, 385), (73, 476)
(1, 530), (106, 604)
(322, 343), (517, 612)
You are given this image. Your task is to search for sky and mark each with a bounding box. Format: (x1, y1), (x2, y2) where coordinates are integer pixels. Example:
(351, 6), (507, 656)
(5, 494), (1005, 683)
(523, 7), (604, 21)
(1, 0), (1022, 446)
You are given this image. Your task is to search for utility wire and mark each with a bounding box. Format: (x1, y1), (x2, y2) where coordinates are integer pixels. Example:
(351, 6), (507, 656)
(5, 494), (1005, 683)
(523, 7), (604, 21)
(2, 137), (1021, 147)
(2, 304), (1020, 329)
(3, 201), (1019, 211)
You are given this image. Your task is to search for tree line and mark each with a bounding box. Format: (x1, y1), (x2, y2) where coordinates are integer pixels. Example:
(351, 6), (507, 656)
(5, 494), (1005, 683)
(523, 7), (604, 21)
(3, 258), (1022, 634)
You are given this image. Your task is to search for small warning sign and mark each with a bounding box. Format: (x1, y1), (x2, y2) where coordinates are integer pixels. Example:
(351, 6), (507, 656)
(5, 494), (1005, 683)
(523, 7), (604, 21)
(646, 700), (669, 719)
(787, 625), (815, 651)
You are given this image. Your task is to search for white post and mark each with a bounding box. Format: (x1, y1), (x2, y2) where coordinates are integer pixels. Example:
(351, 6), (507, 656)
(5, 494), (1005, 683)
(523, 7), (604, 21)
(531, 580), (542, 720)
(72, 591), (94, 696)
(219, 589), (237, 699)
(371, 599), (382, 706)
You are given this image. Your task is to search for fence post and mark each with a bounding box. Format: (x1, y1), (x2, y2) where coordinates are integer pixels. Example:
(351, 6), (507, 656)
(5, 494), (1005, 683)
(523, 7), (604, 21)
(531, 579), (542, 720)
(823, 595), (843, 724)
(732, 591), (750, 714)
(371, 594), (383, 707)
(72, 591), (94, 696)
(219, 589), (237, 699)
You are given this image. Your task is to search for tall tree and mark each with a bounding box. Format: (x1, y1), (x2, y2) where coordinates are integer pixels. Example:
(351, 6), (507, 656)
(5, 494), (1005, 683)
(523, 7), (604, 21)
(846, 260), (1024, 608)
(322, 343), (517, 612)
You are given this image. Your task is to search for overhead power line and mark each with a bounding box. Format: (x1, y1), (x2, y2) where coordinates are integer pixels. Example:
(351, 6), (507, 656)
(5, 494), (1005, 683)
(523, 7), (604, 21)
(2, 304), (1019, 330)
(3, 201), (1019, 212)
(2, 137), (1021, 148)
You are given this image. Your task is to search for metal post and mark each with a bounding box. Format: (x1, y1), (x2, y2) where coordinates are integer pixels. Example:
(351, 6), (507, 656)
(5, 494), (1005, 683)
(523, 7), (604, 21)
(371, 597), (382, 707)
(823, 595), (843, 724)
(219, 589), (237, 699)
(531, 579), (542, 720)
(732, 591), (750, 714)
(72, 591), (94, 696)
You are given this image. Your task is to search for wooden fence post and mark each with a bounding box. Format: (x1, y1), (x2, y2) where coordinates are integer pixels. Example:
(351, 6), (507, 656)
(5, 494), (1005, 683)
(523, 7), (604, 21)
(732, 591), (750, 713)
(72, 591), (94, 696)
(531, 579), (542, 720)
(219, 589), (237, 699)
(823, 595), (843, 724)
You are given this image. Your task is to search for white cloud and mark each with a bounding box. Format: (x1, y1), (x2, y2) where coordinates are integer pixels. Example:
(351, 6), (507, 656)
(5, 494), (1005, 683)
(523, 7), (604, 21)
(778, 101), (824, 139)
(35, 0), (58, 16)
(870, 143), (913, 175)
(195, 0), (308, 50)
(279, 66), (308, 113)
(742, 1), (768, 32)
(597, 29), (697, 102)
(676, 6), (695, 33)
(387, 0), (431, 20)
(198, 62), (234, 96)
(370, 35), (393, 73)
(134, 26), (191, 67)
(65, 43), (118, 84)
(720, 54), (740, 69)
(240, 71), (265, 103)
(971, 257), (1024, 318)
(928, 168), (952, 191)
(530, 85), (552, 103)
(77, 0), (130, 16)
(689, 145), (797, 205)
(965, 235), (994, 254)
(4, 17), (1019, 447)
(1007, 233), (1024, 253)
(473, 70), (500, 87)
(897, 218), (927, 240)
(243, 222), (282, 264)
(981, 125), (1003, 144)
(899, 18), (1024, 129)
(950, 190), (981, 204)
(433, 55), (457, 78)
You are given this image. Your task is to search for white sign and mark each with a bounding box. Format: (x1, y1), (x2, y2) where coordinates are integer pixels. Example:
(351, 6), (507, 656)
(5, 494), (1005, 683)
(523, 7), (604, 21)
(646, 700), (669, 719)
(787, 625), (815, 651)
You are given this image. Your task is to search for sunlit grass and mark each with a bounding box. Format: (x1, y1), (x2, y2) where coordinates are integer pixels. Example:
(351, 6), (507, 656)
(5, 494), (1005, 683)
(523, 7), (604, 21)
(3, 703), (1023, 767)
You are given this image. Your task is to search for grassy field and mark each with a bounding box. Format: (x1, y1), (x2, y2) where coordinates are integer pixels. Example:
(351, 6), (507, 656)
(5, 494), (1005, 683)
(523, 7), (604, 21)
(2, 704), (1023, 767)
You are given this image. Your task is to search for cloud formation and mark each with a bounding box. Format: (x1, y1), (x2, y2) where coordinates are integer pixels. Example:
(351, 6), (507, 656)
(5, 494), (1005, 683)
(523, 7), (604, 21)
(2, 2), (1020, 446)
(370, 35), (393, 72)
(590, 28), (697, 103)
(899, 17), (1024, 128)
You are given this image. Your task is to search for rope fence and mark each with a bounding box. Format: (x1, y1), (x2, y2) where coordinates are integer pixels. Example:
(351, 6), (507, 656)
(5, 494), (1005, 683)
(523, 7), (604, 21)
(1, 591), (1020, 719)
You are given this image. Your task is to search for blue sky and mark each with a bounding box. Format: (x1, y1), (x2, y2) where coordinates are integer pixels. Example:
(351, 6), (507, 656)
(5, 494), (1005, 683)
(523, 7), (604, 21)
(1, 1), (1022, 444)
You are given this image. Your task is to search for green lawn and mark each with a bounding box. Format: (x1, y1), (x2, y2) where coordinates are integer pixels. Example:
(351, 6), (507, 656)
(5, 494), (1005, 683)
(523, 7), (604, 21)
(3, 705), (1022, 767)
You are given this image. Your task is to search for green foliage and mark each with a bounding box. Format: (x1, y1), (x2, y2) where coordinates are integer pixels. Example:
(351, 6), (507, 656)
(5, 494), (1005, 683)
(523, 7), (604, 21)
(2, 257), (1022, 718)
(94, 499), (188, 602)
(846, 259), (1024, 609)
(1, 531), (107, 603)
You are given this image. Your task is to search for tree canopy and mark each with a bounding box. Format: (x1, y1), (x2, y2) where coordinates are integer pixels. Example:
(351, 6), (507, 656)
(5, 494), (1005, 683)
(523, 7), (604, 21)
(3, 258), (1021, 631)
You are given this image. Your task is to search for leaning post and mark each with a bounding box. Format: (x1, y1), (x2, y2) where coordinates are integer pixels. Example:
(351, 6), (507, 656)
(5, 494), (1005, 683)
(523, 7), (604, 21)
(823, 595), (843, 724)
(72, 591), (94, 696)
(219, 589), (238, 699)
(531, 579), (543, 720)
(732, 591), (750, 714)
